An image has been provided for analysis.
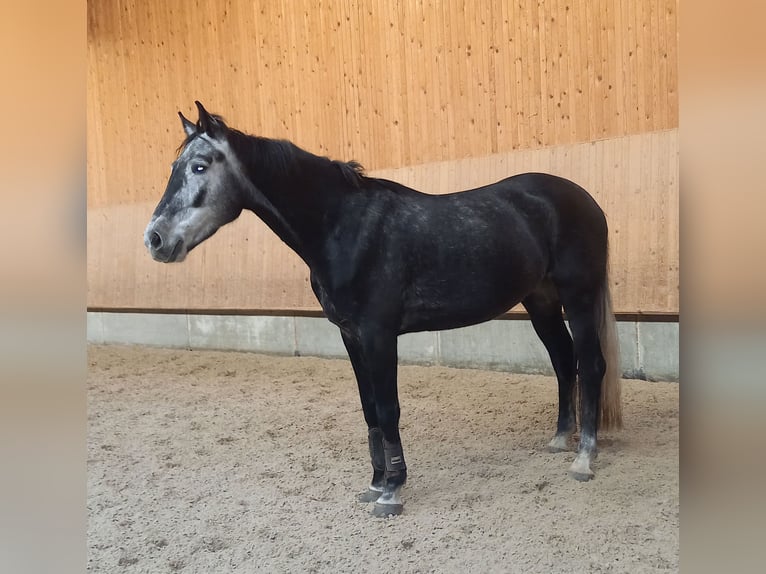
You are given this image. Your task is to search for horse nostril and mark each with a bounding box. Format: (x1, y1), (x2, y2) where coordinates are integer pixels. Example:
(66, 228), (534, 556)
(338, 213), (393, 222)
(150, 231), (163, 249)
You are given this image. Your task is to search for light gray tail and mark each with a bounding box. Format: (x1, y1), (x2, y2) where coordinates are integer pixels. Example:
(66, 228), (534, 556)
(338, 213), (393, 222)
(598, 265), (622, 430)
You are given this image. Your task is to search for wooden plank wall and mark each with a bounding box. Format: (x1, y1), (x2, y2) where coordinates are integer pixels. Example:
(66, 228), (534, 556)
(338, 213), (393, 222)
(87, 0), (679, 315)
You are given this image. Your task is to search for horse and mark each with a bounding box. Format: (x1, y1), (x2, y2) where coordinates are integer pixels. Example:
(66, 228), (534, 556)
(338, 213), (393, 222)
(145, 102), (622, 517)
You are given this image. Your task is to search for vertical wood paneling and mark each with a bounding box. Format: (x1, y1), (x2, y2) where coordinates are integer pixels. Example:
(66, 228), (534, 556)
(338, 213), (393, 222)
(88, 0), (678, 207)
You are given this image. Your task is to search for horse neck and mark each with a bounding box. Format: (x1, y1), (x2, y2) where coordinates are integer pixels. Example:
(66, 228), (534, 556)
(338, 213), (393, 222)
(235, 136), (345, 264)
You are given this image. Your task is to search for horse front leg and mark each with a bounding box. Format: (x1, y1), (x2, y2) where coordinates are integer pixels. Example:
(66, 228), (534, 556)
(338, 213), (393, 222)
(343, 327), (406, 516)
(368, 330), (407, 517)
(340, 332), (386, 501)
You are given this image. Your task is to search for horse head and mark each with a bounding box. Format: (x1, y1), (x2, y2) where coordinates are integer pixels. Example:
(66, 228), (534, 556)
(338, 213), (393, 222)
(144, 101), (245, 262)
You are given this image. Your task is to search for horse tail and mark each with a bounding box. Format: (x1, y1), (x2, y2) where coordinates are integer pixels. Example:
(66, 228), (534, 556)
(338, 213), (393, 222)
(597, 259), (623, 431)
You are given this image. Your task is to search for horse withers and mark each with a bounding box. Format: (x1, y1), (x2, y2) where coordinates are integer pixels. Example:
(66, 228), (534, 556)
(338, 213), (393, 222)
(145, 102), (622, 517)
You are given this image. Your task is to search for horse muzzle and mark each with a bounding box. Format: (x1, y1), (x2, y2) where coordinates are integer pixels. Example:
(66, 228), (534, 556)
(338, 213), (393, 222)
(144, 222), (188, 263)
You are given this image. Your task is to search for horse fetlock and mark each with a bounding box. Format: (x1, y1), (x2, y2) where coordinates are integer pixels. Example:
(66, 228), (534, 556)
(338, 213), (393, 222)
(385, 468), (407, 489)
(548, 433), (571, 452)
(370, 468), (385, 487)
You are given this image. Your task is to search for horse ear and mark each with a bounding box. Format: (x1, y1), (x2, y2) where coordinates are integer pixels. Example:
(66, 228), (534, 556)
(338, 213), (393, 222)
(195, 101), (221, 137)
(179, 111), (197, 137)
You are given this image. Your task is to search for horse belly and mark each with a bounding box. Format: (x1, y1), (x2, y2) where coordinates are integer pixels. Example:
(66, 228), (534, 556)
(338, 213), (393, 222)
(400, 302), (518, 333)
(399, 266), (538, 333)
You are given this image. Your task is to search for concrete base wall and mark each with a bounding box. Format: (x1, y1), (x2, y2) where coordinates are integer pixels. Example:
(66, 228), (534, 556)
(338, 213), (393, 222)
(87, 312), (678, 382)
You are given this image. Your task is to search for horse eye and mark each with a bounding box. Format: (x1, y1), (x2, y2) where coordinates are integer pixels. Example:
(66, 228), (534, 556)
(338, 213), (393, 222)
(192, 164), (207, 174)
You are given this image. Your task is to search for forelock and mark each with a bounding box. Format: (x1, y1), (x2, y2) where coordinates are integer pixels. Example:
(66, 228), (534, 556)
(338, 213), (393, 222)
(177, 133), (227, 158)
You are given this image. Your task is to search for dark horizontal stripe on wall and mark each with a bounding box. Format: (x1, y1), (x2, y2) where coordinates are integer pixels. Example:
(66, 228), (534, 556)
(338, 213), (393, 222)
(87, 307), (679, 323)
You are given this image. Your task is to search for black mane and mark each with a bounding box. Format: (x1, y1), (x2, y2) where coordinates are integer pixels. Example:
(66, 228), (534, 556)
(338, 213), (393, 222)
(178, 114), (366, 188)
(333, 159), (366, 187)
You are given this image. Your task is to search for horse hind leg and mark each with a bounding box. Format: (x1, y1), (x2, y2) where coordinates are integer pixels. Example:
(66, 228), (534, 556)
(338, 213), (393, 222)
(565, 303), (604, 481)
(522, 282), (577, 452)
(559, 280), (622, 481)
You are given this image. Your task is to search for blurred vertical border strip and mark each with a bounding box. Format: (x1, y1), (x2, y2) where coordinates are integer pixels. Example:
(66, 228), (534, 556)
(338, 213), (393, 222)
(0, 1), (86, 574)
(681, 0), (766, 572)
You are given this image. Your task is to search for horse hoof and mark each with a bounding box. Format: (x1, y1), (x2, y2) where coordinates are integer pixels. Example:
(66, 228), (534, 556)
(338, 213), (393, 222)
(371, 486), (403, 517)
(568, 452), (595, 481)
(372, 502), (404, 517)
(569, 469), (595, 482)
(357, 488), (382, 503)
